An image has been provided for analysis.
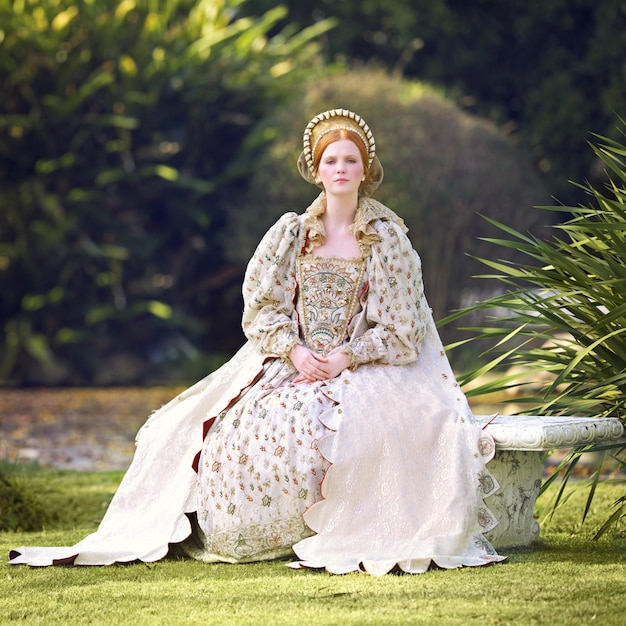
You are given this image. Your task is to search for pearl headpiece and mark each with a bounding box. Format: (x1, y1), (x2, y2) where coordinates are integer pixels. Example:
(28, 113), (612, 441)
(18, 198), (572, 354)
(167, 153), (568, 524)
(302, 108), (376, 173)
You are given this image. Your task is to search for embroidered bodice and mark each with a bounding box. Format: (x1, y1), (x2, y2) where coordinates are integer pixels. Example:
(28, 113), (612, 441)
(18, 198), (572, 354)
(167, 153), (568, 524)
(296, 256), (366, 355)
(242, 205), (430, 365)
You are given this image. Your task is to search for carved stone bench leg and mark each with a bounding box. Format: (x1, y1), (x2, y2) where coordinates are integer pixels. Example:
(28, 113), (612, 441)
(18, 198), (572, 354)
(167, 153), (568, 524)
(484, 450), (543, 548)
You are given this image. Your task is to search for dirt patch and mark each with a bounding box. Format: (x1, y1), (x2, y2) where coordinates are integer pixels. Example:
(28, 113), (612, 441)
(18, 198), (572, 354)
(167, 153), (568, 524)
(0, 387), (182, 470)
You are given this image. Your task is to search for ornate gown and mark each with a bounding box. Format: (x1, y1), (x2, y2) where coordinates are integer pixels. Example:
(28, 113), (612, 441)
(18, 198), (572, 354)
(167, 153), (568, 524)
(9, 195), (506, 575)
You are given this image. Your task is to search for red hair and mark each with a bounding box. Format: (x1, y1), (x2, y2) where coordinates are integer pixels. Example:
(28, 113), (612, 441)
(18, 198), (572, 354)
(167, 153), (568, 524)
(312, 128), (370, 182)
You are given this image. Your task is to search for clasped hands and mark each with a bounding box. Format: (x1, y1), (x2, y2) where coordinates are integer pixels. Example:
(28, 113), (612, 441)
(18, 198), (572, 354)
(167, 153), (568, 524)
(289, 344), (350, 384)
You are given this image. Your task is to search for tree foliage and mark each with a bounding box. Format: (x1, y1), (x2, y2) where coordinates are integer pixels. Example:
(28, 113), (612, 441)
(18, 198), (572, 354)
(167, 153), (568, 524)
(0, 0), (332, 384)
(243, 0), (626, 204)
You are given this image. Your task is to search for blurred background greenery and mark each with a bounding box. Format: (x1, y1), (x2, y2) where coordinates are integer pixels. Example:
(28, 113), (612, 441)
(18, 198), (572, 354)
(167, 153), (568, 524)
(1, 0), (625, 386)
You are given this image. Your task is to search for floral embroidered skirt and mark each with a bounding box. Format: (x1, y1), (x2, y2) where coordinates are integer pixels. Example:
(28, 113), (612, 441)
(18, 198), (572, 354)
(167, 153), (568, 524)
(190, 361), (332, 562)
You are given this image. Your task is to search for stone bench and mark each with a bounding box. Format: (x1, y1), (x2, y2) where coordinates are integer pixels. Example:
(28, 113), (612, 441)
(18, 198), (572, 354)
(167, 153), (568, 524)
(476, 415), (625, 549)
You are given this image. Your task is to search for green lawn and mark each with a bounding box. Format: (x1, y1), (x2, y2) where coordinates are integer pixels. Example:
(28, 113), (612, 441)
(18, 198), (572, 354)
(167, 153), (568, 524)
(1, 466), (624, 625)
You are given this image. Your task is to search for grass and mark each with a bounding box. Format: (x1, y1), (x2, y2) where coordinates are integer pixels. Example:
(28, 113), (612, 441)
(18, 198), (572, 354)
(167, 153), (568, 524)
(0, 466), (625, 625)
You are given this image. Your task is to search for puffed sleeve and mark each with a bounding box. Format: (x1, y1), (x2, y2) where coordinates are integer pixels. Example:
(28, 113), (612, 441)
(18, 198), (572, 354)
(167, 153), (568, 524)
(341, 220), (430, 368)
(241, 212), (303, 358)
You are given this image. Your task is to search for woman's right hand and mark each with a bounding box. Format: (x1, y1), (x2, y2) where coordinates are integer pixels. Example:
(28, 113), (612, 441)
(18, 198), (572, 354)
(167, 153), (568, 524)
(289, 344), (330, 383)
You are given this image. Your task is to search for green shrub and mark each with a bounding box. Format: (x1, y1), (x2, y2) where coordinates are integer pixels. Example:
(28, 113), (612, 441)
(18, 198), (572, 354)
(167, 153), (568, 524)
(244, 0), (626, 207)
(0, 467), (51, 531)
(226, 68), (550, 354)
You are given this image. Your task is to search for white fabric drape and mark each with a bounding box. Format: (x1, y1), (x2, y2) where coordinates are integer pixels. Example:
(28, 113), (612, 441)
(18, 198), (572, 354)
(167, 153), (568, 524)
(10, 197), (505, 574)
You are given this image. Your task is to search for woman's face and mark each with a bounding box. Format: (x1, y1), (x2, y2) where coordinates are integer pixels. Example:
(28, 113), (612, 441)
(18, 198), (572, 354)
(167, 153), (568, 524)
(317, 139), (365, 197)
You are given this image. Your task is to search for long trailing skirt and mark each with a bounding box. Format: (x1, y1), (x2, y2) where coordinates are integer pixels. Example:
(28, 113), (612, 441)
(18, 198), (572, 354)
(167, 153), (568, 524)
(9, 322), (506, 574)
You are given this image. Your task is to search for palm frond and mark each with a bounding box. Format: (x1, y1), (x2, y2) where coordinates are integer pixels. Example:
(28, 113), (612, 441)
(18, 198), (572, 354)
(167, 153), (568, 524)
(446, 121), (626, 535)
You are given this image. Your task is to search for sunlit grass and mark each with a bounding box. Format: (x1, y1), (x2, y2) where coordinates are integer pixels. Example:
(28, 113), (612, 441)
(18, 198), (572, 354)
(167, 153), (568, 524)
(1, 466), (624, 625)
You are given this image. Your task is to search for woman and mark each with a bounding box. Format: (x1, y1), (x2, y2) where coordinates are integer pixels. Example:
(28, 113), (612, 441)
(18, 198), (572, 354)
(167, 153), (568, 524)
(10, 109), (506, 574)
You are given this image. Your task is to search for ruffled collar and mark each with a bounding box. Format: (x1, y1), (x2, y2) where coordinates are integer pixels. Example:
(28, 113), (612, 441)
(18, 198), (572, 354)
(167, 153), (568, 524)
(299, 193), (407, 256)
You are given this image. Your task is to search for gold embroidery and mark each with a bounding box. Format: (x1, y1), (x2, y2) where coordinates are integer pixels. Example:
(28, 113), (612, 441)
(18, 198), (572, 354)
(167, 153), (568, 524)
(297, 256), (365, 356)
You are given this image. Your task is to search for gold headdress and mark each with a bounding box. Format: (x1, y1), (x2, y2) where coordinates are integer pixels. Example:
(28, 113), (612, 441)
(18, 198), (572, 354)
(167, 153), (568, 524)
(303, 109), (375, 171)
(297, 108), (384, 196)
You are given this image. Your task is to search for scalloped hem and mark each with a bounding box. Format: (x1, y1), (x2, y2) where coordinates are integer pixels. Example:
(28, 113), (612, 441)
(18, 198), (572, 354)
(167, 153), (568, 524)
(292, 374), (506, 577)
(288, 553), (508, 576)
(8, 542), (173, 567)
